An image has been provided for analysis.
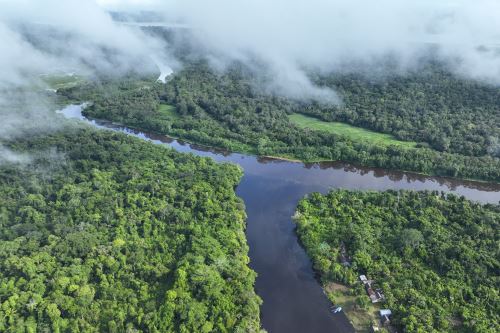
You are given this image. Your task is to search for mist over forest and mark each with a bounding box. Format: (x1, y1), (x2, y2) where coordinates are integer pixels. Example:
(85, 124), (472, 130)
(1, 0), (500, 93)
(0, 0), (498, 147)
(0, 1), (499, 333)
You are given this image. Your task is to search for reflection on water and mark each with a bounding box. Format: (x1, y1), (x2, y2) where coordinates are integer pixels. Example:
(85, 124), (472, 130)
(58, 104), (500, 333)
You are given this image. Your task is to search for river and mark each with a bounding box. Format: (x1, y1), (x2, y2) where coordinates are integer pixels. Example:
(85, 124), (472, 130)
(58, 104), (500, 333)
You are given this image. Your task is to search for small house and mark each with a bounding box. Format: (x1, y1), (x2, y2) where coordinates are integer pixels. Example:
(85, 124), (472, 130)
(361, 275), (386, 303)
(375, 289), (385, 301)
(380, 309), (392, 326)
(380, 309), (392, 316)
(366, 287), (379, 303)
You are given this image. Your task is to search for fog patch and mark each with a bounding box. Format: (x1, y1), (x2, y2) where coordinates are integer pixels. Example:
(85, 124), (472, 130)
(263, 62), (340, 104)
(0, 92), (63, 140)
(0, 146), (32, 165)
(146, 0), (500, 99)
(0, 0), (176, 169)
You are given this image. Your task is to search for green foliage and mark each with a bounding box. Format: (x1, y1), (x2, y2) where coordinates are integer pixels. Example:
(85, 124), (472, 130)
(0, 128), (261, 332)
(355, 295), (370, 310)
(312, 66), (500, 157)
(295, 190), (500, 332)
(59, 76), (163, 126)
(57, 62), (500, 182)
(398, 228), (424, 250)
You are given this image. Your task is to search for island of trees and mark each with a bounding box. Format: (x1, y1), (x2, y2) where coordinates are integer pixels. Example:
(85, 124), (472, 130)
(0, 126), (261, 332)
(294, 190), (499, 332)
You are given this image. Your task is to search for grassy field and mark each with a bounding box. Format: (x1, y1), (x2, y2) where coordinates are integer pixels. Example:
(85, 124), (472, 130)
(324, 282), (381, 333)
(41, 74), (85, 90)
(158, 104), (179, 119)
(288, 113), (417, 148)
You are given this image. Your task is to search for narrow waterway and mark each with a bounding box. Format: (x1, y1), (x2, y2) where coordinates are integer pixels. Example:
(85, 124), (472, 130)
(59, 105), (500, 333)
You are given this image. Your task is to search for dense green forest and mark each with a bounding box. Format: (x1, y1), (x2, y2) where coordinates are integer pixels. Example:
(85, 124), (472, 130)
(57, 62), (500, 182)
(312, 67), (500, 157)
(294, 190), (500, 332)
(0, 127), (261, 332)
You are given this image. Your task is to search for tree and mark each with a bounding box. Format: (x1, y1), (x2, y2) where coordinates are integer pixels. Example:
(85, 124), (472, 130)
(398, 228), (424, 250)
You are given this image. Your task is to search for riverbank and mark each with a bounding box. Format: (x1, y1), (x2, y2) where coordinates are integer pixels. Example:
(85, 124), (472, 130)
(56, 104), (500, 195)
(56, 74), (500, 184)
(324, 282), (379, 332)
(62, 106), (500, 186)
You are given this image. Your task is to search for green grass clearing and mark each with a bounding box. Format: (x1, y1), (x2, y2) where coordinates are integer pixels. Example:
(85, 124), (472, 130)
(289, 113), (417, 148)
(41, 74), (85, 90)
(324, 282), (383, 333)
(158, 104), (180, 120)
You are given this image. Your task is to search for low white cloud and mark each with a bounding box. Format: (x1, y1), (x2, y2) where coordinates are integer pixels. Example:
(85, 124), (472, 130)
(0, 0), (172, 80)
(96, 0), (164, 11)
(0, 0), (173, 155)
(96, 0), (500, 100)
(0, 146), (32, 165)
(0, 0), (498, 140)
